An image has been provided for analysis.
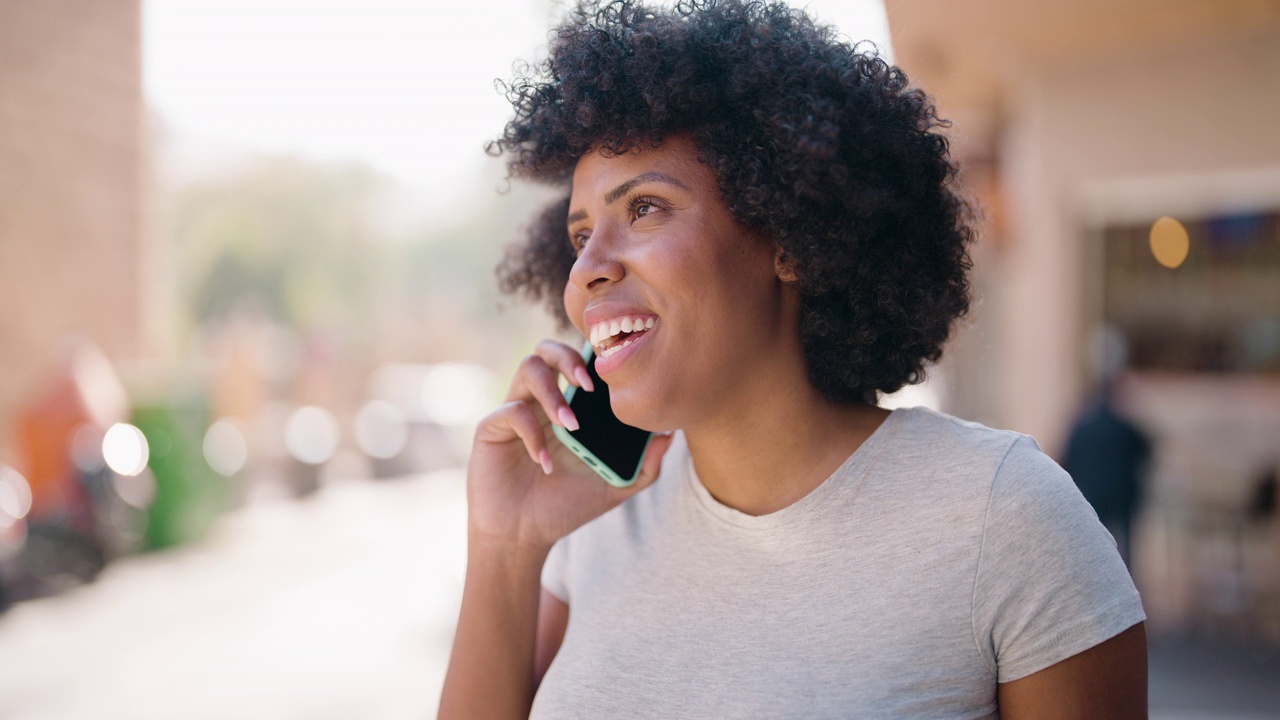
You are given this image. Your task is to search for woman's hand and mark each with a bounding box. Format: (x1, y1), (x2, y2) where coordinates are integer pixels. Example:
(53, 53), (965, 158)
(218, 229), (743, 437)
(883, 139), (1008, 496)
(467, 339), (673, 552)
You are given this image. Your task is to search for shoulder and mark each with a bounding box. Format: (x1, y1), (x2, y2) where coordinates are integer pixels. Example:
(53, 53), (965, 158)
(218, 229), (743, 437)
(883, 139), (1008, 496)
(891, 406), (1024, 454)
(953, 415), (1145, 681)
(873, 407), (1100, 550)
(987, 431), (1089, 523)
(882, 406), (1030, 485)
(895, 405), (1098, 546)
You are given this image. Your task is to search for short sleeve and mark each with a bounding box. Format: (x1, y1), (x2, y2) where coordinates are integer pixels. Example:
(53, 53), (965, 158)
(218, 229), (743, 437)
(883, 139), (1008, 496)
(972, 435), (1146, 682)
(541, 535), (571, 603)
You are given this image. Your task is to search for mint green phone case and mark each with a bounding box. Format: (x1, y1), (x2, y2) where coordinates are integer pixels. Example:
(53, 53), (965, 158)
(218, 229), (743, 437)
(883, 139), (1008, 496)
(551, 341), (654, 487)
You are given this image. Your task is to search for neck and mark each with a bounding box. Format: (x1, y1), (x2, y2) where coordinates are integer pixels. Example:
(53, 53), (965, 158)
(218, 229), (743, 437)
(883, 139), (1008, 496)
(682, 366), (891, 517)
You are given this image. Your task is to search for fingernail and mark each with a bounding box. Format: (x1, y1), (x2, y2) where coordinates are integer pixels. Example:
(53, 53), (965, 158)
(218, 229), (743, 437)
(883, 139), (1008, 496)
(558, 406), (579, 432)
(539, 450), (553, 475)
(575, 367), (595, 392)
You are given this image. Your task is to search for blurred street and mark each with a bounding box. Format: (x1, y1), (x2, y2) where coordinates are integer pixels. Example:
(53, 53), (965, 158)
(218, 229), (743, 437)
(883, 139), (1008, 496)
(1150, 636), (1280, 720)
(1, 1), (1278, 718)
(0, 470), (1277, 719)
(0, 471), (468, 720)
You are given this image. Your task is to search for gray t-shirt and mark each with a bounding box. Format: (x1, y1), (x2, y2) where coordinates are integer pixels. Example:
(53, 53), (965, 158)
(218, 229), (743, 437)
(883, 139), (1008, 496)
(534, 407), (1145, 719)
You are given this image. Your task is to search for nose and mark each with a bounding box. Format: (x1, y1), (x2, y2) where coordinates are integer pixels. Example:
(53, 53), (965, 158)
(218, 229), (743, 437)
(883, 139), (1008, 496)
(568, 229), (624, 293)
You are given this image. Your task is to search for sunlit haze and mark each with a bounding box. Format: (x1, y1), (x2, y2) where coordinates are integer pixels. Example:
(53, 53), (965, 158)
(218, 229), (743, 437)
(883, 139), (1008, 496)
(143, 0), (892, 224)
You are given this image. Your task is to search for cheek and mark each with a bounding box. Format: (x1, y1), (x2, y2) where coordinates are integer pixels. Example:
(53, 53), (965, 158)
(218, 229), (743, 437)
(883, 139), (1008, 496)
(705, 240), (777, 306)
(563, 280), (586, 334)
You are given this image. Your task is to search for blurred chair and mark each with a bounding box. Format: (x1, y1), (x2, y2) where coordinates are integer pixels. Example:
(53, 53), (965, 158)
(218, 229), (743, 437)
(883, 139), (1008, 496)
(1181, 456), (1280, 642)
(1243, 466), (1278, 640)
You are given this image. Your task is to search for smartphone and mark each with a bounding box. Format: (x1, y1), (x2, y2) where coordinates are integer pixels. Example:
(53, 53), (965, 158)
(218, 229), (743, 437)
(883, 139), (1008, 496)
(551, 341), (655, 487)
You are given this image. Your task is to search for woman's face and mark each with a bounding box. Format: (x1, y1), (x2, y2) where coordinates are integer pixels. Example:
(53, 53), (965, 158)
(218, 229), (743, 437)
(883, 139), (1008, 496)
(563, 134), (797, 431)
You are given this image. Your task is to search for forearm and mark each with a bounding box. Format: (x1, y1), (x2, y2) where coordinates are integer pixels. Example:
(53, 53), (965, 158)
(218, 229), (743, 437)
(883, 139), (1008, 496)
(438, 537), (549, 720)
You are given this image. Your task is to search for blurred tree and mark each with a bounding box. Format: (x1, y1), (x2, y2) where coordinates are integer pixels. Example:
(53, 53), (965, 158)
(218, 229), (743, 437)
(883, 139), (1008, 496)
(164, 151), (563, 378)
(173, 157), (386, 338)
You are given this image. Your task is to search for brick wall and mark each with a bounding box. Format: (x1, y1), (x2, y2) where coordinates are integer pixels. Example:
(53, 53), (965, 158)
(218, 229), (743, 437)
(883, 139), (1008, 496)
(0, 0), (143, 452)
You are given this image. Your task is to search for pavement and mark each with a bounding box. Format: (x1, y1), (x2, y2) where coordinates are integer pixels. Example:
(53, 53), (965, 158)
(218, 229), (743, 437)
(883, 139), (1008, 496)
(0, 470), (469, 720)
(0, 470), (1276, 720)
(1148, 635), (1280, 719)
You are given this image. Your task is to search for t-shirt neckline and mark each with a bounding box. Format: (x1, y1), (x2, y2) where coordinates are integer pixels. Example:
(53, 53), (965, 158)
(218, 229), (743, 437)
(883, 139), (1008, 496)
(683, 406), (907, 530)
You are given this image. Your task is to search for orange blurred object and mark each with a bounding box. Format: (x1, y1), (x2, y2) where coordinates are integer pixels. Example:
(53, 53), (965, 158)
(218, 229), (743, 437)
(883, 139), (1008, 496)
(14, 375), (89, 525)
(10, 341), (129, 528)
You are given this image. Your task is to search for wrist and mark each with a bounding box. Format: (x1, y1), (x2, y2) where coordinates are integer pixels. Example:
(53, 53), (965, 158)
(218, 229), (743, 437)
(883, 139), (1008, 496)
(466, 530), (553, 570)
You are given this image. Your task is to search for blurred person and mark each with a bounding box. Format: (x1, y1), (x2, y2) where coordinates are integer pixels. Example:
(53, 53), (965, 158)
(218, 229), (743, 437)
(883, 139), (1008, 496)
(8, 340), (129, 596)
(1062, 377), (1153, 569)
(440, 2), (1146, 718)
(1248, 464), (1277, 524)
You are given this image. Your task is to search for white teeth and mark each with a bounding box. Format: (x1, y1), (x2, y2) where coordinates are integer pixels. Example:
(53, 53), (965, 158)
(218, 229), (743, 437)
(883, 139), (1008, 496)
(587, 316), (658, 351)
(599, 338), (635, 358)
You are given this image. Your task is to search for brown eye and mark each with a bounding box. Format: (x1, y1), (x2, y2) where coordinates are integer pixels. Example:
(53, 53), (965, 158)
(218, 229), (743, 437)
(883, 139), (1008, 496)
(629, 196), (660, 222)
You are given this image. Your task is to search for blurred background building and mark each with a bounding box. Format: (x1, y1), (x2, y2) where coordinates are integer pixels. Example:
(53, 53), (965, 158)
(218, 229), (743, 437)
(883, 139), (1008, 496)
(886, 0), (1280, 642)
(0, 0), (145, 463)
(0, 0), (1277, 717)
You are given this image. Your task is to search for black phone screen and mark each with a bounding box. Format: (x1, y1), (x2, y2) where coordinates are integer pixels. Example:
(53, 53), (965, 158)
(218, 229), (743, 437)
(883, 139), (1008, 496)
(565, 356), (652, 478)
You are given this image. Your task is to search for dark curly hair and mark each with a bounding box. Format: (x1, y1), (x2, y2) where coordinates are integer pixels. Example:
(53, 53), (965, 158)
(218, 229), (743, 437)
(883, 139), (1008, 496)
(493, 0), (974, 404)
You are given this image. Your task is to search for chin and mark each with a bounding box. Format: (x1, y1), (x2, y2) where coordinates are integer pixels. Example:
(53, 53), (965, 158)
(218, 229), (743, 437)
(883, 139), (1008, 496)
(608, 388), (671, 433)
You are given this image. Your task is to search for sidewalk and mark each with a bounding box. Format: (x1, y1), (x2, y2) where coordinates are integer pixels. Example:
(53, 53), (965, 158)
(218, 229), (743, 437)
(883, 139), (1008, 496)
(0, 471), (468, 720)
(1149, 635), (1280, 719)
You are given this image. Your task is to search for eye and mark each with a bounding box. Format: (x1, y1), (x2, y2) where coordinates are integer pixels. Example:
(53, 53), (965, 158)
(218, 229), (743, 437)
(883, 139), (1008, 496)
(569, 230), (590, 255)
(628, 195), (663, 223)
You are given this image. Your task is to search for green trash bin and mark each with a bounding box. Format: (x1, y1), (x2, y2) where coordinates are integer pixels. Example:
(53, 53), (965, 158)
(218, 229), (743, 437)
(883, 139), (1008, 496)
(131, 400), (228, 550)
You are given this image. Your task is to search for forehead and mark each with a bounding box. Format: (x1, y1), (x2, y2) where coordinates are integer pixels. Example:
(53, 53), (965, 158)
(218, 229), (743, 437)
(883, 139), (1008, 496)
(569, 134), (713, 200)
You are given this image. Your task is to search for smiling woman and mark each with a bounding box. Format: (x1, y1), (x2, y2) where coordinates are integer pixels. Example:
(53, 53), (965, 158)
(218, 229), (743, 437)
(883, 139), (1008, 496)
(440, 2), (1147, 719)
(562, 134), (789, 430)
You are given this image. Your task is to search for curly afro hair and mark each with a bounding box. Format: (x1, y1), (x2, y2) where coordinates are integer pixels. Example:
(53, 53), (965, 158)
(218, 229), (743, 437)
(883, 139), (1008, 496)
(493, 0), (974, 405)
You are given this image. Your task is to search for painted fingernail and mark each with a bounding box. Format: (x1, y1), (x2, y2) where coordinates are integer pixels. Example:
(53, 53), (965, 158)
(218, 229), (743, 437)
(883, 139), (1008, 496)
(539, 450), (553, 475)
(575, 367), (595, 392)
(558, 406), (579, 432)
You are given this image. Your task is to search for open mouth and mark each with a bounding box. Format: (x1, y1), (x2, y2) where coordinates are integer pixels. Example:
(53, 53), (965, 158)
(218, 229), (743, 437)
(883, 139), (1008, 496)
(590, 316), (657, 358)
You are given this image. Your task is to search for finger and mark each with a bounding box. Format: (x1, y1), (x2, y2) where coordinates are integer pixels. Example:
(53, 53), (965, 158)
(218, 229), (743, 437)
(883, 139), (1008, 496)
(507, 356), (580, 431)
(533, 340), (594, 393)
(622, 432), (675, 496)
(480, 401), (555, 474)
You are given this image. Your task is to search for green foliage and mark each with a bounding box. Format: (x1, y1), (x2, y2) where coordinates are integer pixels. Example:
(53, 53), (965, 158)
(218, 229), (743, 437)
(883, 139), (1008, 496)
(174, 157), (387, 334)
(166, 152), (563, 366)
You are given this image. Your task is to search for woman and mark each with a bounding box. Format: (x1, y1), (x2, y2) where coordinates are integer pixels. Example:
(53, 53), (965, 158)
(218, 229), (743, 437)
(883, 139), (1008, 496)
(440, 1), (1147, 717)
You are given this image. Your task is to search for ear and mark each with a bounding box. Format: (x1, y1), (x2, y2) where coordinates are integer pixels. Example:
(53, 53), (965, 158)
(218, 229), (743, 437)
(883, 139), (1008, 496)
(774, 247), (799, 284)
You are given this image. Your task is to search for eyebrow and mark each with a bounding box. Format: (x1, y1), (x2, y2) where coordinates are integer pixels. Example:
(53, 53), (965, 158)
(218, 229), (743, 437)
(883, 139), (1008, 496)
(566, 171), (690, 225)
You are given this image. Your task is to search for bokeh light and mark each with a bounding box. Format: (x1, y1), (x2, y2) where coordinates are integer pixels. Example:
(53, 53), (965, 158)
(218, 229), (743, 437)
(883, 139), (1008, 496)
(1150, 216), (1190, 269)
(69, 423), (106, 474)
(111, 468), (157, 510)
(0, 464), (34, 528)
(421, 363), (495, 426)
(284, 406), (340, 465)
(102, 423), (151, 477)
(203, 419), (249, 476)
(354, 400), (408, 459)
